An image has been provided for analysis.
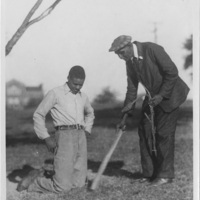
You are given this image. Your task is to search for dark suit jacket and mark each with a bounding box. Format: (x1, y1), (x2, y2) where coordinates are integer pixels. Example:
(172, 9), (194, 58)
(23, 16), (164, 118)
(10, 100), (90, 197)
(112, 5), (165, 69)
(125, 41), (190, 112)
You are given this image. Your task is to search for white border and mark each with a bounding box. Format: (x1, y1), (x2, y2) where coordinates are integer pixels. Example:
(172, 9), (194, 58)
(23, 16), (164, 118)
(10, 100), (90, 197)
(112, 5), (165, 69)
(193, 0), (199, 199)
(1, 0), (6, 199)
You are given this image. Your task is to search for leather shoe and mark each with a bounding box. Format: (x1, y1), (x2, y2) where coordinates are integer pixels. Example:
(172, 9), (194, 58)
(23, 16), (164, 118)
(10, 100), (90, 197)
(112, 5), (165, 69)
(148, 178), (173, 187)
(132, 177), (150, 183)
(17, 168), (44, 192)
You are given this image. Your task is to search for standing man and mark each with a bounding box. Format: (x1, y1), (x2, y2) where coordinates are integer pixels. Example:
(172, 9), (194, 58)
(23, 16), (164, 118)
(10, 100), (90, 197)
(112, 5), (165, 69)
(109, 35), (189, 186)
(18, 66), (95, 193)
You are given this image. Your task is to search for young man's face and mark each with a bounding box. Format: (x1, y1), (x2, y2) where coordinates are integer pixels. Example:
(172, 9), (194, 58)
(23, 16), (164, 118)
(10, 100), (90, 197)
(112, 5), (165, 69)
(68, 76), (85, 94)
(115, 45), (133, 61)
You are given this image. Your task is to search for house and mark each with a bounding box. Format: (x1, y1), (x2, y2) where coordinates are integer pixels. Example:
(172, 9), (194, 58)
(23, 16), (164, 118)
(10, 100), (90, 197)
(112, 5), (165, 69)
(6, 79), (44, 109)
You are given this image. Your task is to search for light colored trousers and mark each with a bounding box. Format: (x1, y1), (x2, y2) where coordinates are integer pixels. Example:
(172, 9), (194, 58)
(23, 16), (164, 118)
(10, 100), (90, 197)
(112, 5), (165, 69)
(28, 129), (87, 193)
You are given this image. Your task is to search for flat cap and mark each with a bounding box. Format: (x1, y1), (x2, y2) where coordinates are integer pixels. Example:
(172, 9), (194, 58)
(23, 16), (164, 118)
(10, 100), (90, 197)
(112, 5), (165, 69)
(109, 35), (132, 52)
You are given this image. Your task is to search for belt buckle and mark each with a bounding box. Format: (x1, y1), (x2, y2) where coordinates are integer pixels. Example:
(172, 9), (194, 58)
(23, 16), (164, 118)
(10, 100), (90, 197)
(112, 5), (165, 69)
(76, 124), (82, 130)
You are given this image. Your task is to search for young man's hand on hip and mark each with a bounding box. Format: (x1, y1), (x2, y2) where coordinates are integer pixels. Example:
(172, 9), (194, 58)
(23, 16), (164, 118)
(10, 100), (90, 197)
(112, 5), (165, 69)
(45, 136), (57, 153)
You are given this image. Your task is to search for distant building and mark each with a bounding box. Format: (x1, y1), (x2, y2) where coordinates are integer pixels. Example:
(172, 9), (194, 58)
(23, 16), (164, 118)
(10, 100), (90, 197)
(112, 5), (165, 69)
(6, 79), (44, 109)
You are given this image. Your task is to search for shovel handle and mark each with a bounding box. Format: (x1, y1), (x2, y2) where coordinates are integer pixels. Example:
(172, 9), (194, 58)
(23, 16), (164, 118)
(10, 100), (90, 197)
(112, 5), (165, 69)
(90, 116), (127, 190)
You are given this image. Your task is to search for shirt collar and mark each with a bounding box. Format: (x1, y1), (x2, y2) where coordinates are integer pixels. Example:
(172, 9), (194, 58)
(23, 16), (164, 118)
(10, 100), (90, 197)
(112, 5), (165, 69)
(64, 83), (71, 94)
(132, 43), (143, 60)
(64, 83), (81, 95)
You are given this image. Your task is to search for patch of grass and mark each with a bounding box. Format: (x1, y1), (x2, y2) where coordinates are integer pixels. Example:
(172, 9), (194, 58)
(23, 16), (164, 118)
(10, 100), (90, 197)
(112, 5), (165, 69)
(6, 123), (192, 200)
(6, 106), (193, 200)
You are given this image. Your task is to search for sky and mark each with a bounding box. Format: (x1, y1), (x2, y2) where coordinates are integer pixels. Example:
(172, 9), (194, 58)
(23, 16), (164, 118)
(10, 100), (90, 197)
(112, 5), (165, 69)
(5, 0), (197, 101)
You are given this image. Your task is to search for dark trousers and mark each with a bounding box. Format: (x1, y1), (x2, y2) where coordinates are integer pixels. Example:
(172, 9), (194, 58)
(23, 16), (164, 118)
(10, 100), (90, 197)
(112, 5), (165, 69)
(138, 105), (179, 179)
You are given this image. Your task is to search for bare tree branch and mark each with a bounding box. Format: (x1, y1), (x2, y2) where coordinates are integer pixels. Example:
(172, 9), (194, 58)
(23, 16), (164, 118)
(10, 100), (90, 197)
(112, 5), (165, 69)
(22, 0), (43, 26)
(6, 0), (62, 56)
(27, 0), (62, 27)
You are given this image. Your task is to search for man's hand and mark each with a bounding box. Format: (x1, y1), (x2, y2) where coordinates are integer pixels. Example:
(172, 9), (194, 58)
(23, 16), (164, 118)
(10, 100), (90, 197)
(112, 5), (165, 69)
(44, 136), (57, 153)
(116, 120), (126, 131)
(85, 130), (93, 141)
(116, 113), (128, 131)
(121, 103), (133, 113)
(148, 95), (163, 107)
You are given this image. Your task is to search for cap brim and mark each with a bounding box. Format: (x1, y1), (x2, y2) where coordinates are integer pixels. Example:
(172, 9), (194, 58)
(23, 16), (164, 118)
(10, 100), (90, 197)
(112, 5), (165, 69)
(109, 48), (114, 52)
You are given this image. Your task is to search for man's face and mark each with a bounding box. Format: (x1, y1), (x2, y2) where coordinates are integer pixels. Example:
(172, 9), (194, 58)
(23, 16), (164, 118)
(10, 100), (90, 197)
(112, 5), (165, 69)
(115, 45), (133, 61)
(68, 76), (85, 94)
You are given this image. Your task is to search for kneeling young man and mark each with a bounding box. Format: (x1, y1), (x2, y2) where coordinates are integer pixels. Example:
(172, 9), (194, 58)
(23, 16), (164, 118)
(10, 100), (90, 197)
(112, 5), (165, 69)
(20, 66), (95, 193)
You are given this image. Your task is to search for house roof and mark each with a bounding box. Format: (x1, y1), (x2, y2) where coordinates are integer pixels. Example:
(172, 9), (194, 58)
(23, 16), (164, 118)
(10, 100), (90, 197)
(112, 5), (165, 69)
(6, 79), (43, 91)
(6, 79), (25, 88)
(26, 86), (42, 92)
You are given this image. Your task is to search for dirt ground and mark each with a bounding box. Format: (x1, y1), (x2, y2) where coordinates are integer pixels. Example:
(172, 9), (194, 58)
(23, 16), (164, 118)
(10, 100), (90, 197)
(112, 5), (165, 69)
(5, 105), (193, 200)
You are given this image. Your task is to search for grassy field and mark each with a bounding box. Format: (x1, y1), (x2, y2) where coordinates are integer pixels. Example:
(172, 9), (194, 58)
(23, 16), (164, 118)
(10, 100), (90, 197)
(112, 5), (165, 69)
(6, 102), (193, 200)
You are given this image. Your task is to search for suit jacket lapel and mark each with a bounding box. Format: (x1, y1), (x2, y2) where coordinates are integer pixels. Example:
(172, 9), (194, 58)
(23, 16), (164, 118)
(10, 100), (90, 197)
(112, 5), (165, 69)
(133, 41), (143, 66)
(132, 42), (148, 89)
(134, 42), (143, 58)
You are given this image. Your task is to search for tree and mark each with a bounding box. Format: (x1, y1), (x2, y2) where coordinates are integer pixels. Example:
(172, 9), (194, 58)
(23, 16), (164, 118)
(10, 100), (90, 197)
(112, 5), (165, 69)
(183, 35), (193, 70)
(93, 87), (118, 104)
(6, 0), (62, 56)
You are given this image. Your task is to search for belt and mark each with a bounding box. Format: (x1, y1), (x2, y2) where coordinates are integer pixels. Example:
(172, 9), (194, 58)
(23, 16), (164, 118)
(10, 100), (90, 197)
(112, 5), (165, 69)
(55, 124), (84, 130)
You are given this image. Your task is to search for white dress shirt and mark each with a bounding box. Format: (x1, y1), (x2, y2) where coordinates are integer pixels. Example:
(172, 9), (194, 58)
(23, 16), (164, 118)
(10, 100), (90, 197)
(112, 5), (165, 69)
(33, 83), (95, 139)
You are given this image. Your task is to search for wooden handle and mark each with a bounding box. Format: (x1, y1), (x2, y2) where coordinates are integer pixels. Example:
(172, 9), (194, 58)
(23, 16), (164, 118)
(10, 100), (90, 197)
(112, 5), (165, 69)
(90, 114), (127, 190)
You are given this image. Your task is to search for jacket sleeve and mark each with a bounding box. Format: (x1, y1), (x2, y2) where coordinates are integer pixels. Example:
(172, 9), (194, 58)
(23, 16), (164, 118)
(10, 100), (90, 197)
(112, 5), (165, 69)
(124, 64), (139, 112)
(150, 45), (179, 99)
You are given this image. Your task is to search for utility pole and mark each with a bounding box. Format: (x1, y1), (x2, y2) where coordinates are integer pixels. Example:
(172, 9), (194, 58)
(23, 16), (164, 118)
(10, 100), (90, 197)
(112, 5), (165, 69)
(153, 22), (158, 43)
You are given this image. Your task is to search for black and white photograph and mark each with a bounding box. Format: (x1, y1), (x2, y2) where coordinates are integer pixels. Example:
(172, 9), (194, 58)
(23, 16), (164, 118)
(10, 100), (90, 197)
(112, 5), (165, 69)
(2, 0), (199, 199)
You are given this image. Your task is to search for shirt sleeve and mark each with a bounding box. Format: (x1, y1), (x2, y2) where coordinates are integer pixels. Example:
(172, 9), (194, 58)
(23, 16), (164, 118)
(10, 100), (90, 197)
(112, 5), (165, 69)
(84, 96), (95, 134)
(33, 90), (56, 139)
(151, 45), (178, 99)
